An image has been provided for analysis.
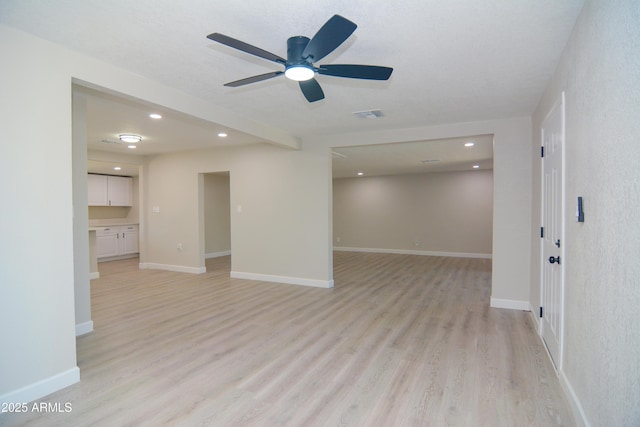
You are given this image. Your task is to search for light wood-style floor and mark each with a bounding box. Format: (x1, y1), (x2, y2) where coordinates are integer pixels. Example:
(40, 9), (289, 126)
(1, 253), (574, 426)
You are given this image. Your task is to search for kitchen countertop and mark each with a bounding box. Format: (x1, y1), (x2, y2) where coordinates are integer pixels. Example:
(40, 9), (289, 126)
(89, 220), (139, 231)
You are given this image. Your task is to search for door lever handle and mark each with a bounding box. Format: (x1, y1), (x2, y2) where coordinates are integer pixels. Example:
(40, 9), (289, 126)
(549, 256), (561, 265)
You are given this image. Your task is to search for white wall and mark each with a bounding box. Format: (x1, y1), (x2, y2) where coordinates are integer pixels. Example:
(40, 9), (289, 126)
(307, 117), (533, 309)
(72, 92), (92, 336)
(204, 173), (231, 256)
(0, 24), (309, 403)
(143, 144), (333, 286)
(0, 22), (536, 404)
(333, 170), (493, 256)
(530, 1), (640, 425)
(0, 26), (79, 401)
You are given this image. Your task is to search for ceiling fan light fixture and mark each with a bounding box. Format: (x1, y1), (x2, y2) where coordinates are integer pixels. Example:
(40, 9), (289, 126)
(119, 134), (142, 143)
(285, 65), (315, 81)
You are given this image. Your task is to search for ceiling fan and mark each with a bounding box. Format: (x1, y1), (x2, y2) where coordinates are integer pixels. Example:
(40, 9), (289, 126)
(207, 15), (393, 102)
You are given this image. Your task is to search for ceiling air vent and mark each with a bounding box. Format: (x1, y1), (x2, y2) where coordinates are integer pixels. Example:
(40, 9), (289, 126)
(352, 109), (384, 119)
(100, 139), (122, 144)
(420, 159), (440, 164)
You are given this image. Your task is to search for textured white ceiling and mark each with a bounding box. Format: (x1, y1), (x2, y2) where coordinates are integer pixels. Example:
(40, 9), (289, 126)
(0, 0), (584, 174)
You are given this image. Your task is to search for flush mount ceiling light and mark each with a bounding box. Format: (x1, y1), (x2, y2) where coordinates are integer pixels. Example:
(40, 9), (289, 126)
(473, 165), (480, 169)
(357, 172), (364, 176)
(113, 166), (122, 171)
(119, 134), (142, 143)
(464, 142), (475, 147)
(284, 65), (315, 81)
(217, 132), (228, 137)
(149, 113), (162, 119)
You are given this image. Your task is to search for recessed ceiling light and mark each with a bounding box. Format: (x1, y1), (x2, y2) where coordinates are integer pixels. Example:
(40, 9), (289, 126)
(218, 132), (228, 137)
(465, 142), (475, 147)
(128, 145), (137, 149)
(113, 166), (122, 171)
(473, 165), (480, 169)
(149, 113), (162, 119)
(119, 134), (141, 143)
(357, 172), (364, 176)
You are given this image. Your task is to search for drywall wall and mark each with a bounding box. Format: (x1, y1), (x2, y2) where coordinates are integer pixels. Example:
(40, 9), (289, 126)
(333, 170), (493, 256)
(0, 25), (79, 401)
(143, 143), (332, 285)
(530, 1), (640, 425)
(204, 173), (231, 256)
(72, 92), (92, 336)
(0, 24), (308, 404)
(307, 116), (532, 308)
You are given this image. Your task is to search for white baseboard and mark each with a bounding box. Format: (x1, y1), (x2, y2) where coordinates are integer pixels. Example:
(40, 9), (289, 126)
(559, 369), (590, 427)
(0, 367), (79, 405)
(97, 253), (138, 263)
(334, 246), (492, 259)
(490, 297), (530, 311)
(230, 271), (334, 288)
(205, 250), (231, 259)
(139, 263), (206, 274)
(89, 271), (99, 280)
(75, 321), (94, 336)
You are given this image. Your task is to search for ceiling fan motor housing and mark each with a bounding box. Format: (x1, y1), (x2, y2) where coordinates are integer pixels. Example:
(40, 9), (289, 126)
(287, 36), (312, 66)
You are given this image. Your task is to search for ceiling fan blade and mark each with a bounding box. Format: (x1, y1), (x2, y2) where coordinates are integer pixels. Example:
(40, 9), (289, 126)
(207, 33), (286, 64)
(299, 78), (325, 102)
(302, 15), (357, 63)
(318, 64), (393, 80)
(223, 71), (284, 87)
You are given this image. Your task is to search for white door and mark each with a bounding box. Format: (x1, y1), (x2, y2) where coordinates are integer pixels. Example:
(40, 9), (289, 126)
(541, 92), (565, 369)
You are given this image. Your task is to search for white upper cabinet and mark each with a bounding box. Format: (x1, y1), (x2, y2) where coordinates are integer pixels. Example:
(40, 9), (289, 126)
(88, 174), (132, 206)
(107, 175), (132, 206)
(88, 174), (108, 206)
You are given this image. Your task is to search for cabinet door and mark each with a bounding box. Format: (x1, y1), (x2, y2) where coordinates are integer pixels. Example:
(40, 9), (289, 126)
(96, 230), (119, 258)
(88, 174), (108, 206)
(120, 226), (139, 254)
(108, 176), (132, 206)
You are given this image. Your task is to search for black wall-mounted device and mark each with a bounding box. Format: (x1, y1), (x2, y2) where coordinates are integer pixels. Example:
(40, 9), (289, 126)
(577, 196), (585, 222)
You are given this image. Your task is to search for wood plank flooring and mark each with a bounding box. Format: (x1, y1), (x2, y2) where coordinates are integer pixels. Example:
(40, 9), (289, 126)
(1, 253), (575, 426)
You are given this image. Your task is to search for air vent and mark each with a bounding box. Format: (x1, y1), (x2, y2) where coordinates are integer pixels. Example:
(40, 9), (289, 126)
(332, 151), (347, 159)
(420, 159), (440, 164)
(100, 139), (122, 144)
(353, 109), (384, 119)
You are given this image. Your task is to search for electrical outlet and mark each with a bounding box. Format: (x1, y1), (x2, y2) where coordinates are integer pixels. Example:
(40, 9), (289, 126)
(414, 240), (421, 247)
(177, 243), (183, 251)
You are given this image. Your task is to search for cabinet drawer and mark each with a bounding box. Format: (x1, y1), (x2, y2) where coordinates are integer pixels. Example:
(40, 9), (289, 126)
(95, 227), (119, 236)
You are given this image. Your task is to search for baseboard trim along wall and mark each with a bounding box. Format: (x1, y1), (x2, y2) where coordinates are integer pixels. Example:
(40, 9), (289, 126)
(205, 250), (231, 259)
(75, 321), (94, 336)
(334, 246), (492, 259)
(490, 297), (530, 311)
(139, 263), (206, 274)
(230, 271), (334, 289)
(529, 305), (590, 426)
(0, 367), (79, 406)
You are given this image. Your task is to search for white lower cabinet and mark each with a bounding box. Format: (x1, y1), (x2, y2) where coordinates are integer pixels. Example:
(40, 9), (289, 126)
(96, 225), (138, 259)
